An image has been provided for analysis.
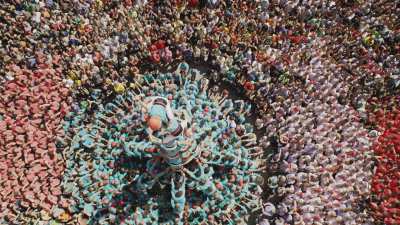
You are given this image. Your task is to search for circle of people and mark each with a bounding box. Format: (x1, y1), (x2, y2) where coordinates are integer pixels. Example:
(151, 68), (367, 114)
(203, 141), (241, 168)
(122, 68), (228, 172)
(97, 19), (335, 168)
(0, 0), (399, 224)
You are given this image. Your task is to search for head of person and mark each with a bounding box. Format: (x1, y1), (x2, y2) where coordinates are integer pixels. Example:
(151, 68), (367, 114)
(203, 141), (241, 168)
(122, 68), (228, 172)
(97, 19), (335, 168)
(148, 115), (162, 131)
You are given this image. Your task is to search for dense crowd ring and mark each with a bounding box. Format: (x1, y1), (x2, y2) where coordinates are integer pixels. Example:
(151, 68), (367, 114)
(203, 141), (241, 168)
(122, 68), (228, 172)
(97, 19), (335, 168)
(0, 0), (399, 225)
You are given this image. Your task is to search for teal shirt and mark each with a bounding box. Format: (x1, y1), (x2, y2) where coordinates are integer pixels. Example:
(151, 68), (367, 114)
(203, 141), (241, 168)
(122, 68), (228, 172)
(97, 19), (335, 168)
(149, 105), (168, 123)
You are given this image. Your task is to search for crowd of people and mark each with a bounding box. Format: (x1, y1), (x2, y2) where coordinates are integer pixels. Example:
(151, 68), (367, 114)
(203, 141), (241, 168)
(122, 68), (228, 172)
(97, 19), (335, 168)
(257, 45), (376, 225)
(367, 96), (400, 225)
(59, 66), (264, 225)
(0, 62), (72, 221)
(0, 0), (399, 224)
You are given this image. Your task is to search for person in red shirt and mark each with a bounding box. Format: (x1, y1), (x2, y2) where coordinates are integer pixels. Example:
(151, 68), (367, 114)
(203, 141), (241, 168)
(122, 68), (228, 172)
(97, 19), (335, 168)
(244, 81), (255, 91)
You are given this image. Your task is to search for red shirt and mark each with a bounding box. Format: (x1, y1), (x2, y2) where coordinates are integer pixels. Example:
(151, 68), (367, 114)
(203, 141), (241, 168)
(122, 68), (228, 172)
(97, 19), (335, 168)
(244, 81), (255, 90)
(188, 0), (198, 7)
